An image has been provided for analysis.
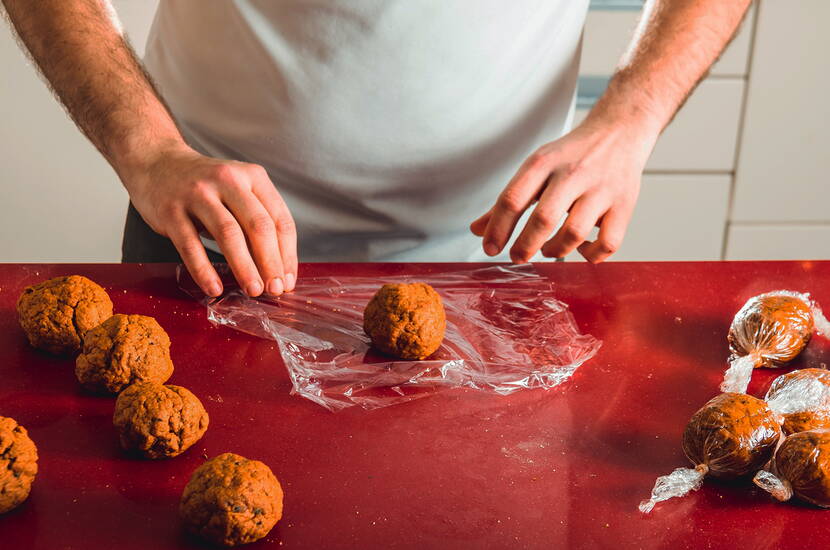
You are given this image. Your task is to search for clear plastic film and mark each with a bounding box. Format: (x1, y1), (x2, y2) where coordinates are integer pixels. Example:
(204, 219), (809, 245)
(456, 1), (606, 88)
(178, 264), (601, 411)
(754, 429), (830, 508)
(765, 369), (830, 434)
(721, 290), (821, 394)
(639, 393), (781, 513)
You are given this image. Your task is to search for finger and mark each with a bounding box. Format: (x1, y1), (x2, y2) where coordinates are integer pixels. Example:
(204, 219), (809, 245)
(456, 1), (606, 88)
(191, 199), (264, 297)
(221, 184), (285, 296)
(469, 208), (492, 237)
(166, 211), (223, 297)
(482, 152), (555, 256)
(509, 172), (582, 264)
(251, 173), (298, 292)
(541, 194), (608, 259)
(577, 204), (632, 264)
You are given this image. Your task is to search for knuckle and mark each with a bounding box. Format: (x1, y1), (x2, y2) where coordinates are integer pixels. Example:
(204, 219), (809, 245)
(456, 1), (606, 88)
(209, 163), (237, 183)
(528, 151), (549, 170)
(562, 224), (588, 243)
(177, 239), (205, 260)
(498, 191), (524, 214)
(247, 214), (275, 237)
(216, 218), (243, 241)
(188, 180), (213, 201)
(275, 217), (296, 235)
(529, 210), (555, 231)
(247, 163), (269, 180)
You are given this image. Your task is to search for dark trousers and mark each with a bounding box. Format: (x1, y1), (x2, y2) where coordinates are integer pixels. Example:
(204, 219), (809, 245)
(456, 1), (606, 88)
(121, 203), (225, 263)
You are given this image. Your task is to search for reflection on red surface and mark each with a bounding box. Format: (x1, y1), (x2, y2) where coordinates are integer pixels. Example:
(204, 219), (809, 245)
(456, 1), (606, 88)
(1, 262), (830, 549)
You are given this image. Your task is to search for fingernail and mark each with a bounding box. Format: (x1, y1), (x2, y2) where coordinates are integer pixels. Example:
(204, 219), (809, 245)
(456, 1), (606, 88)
(284, 272), (295, 292)
(267, 277), (284, 296)
(207, 281), (222, 297)
(247, 279), (264, 296)
(484, 243), (499, 256)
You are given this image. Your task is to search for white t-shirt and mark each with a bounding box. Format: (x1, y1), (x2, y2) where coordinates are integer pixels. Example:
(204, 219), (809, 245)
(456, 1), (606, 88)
(144, 0), (589, 261)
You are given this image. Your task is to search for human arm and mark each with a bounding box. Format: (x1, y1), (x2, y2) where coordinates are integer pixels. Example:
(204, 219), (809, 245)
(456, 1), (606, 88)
(471, 0), (752, 263)
(1, 0), (296, 296)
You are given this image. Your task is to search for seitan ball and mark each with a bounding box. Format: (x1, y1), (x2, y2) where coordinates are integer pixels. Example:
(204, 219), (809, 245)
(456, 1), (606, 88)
(113, 381), (209, 459)
(682, 392), (781, 478)
(180, 453), (283, 547)
(770, 429), (830, 507)
(75, 314), (174, 394)
(363, 282), (446, 360)
(17, 275), (113, 355)
(0, 416), (38, 514)
(728, 292), (814, 367)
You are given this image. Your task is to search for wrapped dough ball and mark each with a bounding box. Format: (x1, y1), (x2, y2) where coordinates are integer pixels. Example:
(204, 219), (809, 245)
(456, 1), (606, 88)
(765, 368), (830, 435)
(363, 282), (446, 360)
(755, 429), (830, 508)
(17, 275), (113, 355)
(0, 417), (38, 514)
(722, 291), (815, 393)
(75, 314), (174, 394)
(180, 453), (283, 547)
(113, 382), (209, 459)
(640, 393), (781, 513)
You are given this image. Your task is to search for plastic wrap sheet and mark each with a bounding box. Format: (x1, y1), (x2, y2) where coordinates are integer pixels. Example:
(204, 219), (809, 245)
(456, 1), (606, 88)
(178, 264), (601, 411)
(766, 369), (830, 434)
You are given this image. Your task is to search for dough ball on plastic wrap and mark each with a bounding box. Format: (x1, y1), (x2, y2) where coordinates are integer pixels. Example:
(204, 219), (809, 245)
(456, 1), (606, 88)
(363, 282), (446, 360)
(180, 453), (283, 547)
(756, 429), (830, 508)
(682, 392), (781, 478)
(75, 314), (174, 394)
(17, 275), (113, 355)
(766, 368), (830, 435)
(728, 292), (813, 367)
(114, 381), (208, 459)
(0, 417), (38, 514)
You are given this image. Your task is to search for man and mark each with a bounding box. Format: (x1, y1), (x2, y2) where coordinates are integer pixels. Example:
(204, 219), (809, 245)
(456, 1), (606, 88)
(3, 0), (751, 298)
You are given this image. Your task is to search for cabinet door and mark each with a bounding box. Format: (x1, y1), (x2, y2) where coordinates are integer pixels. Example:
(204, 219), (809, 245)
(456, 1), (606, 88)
(726, 225), (830, 260)
(567, 174), (731, 261)
(731, 0), (830, 222)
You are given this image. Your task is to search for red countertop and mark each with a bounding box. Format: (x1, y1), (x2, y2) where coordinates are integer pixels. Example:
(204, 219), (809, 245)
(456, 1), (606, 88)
(1, 261), (829, 549)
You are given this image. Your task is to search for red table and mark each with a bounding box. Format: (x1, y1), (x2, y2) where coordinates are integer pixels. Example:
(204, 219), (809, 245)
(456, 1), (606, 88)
(1, 261), (828, 549)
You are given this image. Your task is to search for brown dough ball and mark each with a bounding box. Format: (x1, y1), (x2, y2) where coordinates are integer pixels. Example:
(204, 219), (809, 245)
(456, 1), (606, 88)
(728, 292), (813, 368)
(773, 430), (830, 507)
(0, 417), (38, 514)
(17, 275), (113, 355)
(765, 368), (830, 435)
(113, 381), (209, 459)
(363, 282), (446, 360)
(75, 314), (174, 394)
(682, 393), (781, 478)
(180, 453), (283, 547)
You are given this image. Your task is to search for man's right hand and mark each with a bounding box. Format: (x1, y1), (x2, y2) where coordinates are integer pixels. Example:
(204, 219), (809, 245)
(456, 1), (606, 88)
(121, 144), (297, 298)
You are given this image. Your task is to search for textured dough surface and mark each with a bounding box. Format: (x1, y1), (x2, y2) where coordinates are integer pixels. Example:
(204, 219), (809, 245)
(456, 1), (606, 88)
(0, 416), (38, 514)
(363, 282), (446, 360)
(76, 314), (174, 394)
(682, 392), (781, 478)
(114, 381), (208, 459)
(180, 453), (283, 547)
(17, 275), (113, 355)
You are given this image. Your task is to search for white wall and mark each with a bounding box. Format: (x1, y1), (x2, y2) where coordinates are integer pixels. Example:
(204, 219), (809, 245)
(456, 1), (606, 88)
(0, 0), (158, 262)
(0, 1), (827, 262)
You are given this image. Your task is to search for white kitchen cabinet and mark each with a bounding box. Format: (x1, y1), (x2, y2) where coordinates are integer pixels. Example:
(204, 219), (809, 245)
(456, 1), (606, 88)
(567, 174), (731, 261)
(726, 224), (830, 261)
(731, 0), (830, 223)
(575, 78), (745, 172)
(582, 6), (754, 78)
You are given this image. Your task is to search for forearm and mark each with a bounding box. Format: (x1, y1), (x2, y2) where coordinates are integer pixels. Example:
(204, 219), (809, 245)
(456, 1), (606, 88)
(586, 0), (752, 142)
(1, 0), (186, 177)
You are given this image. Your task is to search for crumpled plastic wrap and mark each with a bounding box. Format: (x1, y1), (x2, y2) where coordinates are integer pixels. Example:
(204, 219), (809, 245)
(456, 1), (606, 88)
(721, 291), (830, 394)
(754, 429), (830, 508)
(639, 393), (781, 513)
(178, 264), (601, 411)
(765, 369), (830, 434)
